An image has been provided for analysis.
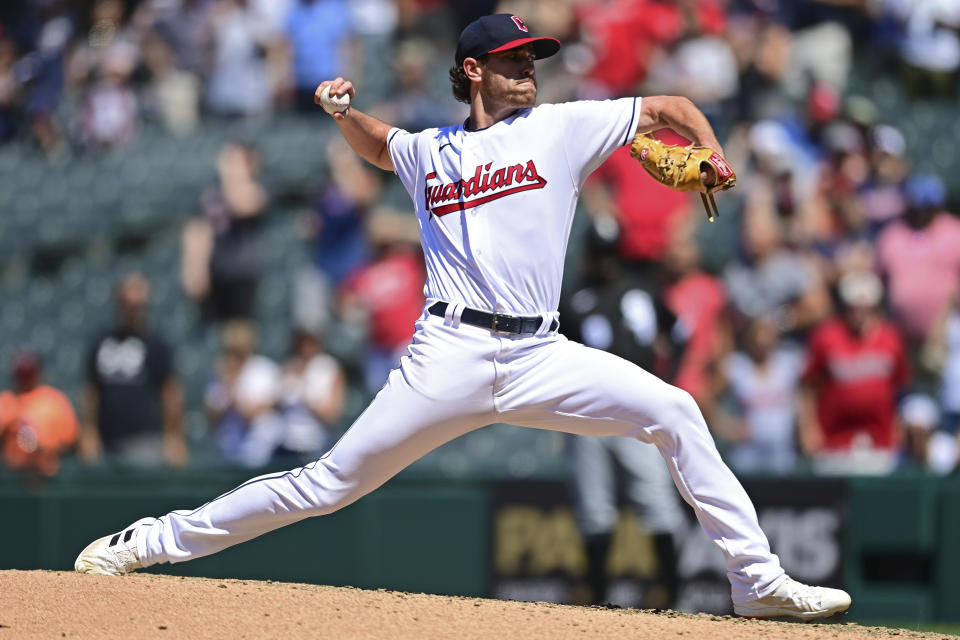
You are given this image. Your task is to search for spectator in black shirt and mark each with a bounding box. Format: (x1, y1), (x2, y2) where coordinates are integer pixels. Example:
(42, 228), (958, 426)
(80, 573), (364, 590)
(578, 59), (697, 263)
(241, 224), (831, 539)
(181, 140), (268, 324)
(79, 273), (187, 468)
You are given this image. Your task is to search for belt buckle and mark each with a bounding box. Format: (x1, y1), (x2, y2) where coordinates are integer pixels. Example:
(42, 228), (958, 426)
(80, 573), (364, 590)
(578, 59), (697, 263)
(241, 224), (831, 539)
(491, 314), (511, 334)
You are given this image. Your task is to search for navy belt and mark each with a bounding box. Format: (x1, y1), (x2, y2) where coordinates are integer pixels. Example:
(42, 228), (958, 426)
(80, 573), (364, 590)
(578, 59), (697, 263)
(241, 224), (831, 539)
(428, 302), (558, 335)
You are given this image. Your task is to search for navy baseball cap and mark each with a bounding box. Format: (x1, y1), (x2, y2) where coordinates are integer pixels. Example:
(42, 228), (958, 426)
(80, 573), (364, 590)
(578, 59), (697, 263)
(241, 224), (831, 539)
(455, 14), (561, 65)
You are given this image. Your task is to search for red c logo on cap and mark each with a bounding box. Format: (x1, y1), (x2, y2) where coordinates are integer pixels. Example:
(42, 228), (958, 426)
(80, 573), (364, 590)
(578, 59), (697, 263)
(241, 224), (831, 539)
(511, 16), (529, 32)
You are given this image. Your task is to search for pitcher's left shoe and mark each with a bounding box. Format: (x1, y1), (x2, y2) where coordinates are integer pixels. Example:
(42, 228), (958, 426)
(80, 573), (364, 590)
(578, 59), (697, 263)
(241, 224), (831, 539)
(74, 517), (157, 575)
(734, 576), (852, 620)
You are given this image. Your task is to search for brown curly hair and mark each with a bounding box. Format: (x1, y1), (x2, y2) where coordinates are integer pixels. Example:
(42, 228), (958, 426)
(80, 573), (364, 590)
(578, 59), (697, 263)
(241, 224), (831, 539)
(448, 56), (488, 104)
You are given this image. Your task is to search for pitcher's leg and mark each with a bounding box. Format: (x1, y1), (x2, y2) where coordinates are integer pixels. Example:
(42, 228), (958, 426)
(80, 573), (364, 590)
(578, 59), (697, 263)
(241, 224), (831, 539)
(501, 340), (785, 604)
(140, 369), (491, 566)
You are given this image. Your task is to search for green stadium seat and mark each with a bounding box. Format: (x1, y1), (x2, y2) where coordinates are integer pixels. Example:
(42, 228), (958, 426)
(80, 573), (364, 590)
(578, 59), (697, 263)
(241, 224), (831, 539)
(870, 77), (905, 114)
(28, 322), (58, 356)
(52, 343), (84, 382)
(0, 304), (28, 339)
(82, 270), (114, 312)
(24, 277), (55, 312)
(56, 297), (88, 334)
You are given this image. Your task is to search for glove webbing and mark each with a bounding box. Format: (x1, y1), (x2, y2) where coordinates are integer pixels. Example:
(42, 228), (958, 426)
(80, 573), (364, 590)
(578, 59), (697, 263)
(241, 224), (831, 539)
(656, 148), (693, 189)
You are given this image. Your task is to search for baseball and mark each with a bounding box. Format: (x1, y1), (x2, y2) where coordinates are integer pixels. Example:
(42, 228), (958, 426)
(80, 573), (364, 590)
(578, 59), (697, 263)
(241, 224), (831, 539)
(319, 85), (351, 115)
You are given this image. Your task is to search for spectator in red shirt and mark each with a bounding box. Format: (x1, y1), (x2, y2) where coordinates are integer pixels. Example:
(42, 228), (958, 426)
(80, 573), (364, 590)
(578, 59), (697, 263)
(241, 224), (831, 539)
(340, 212), (425, 393)
(574, 0), (726, 98)
(798, 269), (909, 475)
(582, 138), (694, 266)
(662, 217), (728, 404)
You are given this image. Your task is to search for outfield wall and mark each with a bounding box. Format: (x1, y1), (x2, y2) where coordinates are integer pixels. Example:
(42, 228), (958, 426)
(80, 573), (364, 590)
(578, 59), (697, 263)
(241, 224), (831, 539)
(1, 468), (956, 623)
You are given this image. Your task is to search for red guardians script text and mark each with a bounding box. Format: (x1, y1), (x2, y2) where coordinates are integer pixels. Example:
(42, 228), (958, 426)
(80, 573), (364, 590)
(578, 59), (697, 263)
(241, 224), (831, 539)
(424, 160), (548, 216)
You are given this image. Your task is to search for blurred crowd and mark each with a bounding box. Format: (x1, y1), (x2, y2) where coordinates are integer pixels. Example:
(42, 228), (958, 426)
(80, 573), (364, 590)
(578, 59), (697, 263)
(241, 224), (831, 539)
(2, 0), (960, 479)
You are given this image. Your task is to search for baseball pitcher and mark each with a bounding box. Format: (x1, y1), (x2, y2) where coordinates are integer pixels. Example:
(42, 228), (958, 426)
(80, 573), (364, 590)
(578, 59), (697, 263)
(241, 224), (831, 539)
(76, 14), (850, 620)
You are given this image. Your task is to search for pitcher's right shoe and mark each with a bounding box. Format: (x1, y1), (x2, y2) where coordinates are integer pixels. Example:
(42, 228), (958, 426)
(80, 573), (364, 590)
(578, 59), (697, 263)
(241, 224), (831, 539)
(734, 577), (852, 620)
(74, 517), (156, 575)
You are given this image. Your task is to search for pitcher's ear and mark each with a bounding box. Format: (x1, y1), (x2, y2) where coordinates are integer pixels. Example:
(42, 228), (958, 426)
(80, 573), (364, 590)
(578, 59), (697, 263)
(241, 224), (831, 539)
(463, 57), (483, 82)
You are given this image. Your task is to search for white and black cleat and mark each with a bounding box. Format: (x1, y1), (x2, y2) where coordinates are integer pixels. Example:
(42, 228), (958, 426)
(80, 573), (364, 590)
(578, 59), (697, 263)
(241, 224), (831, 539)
(734, 577), (852, 621)
(74, 517), (156, 575)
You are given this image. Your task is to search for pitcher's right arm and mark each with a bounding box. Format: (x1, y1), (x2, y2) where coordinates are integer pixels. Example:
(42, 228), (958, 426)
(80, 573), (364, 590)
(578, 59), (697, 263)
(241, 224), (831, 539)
(316, 78), (395, 172)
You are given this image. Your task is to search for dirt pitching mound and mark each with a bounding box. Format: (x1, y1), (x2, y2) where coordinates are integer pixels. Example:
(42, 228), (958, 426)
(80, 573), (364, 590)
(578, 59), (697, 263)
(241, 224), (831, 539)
(0, 570), (950, 640)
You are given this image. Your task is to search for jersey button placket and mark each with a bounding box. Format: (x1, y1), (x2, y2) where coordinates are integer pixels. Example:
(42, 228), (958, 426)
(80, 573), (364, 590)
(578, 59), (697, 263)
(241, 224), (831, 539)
(462, 142), (489, 263)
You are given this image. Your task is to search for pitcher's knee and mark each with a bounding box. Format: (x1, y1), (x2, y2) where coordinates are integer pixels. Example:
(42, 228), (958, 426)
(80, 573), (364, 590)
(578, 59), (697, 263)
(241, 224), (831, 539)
(297, 463), (365, 516)
(655, 386), (708, 437)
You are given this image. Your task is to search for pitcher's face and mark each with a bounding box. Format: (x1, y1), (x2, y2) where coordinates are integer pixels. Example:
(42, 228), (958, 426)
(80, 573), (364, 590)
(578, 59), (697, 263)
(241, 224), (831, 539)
(479, 44), (538, 108)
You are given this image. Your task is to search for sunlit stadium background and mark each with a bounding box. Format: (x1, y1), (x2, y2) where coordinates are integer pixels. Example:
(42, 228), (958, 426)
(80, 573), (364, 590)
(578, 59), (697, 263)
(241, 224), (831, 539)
(1, 0), (958, 630)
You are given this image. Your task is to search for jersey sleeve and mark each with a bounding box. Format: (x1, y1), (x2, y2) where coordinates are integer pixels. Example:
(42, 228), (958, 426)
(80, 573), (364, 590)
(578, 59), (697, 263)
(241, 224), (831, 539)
(555, 97), (642, 188)
(386, 127), (422, 196)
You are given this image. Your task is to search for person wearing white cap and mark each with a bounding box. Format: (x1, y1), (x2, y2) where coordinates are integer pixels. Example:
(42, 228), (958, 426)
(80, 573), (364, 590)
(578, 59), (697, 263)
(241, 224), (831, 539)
(923, 291), (960, 436)
(898, 392), (940, 470)
(859, 124), (909, 231)
(898, 391), (959, 475)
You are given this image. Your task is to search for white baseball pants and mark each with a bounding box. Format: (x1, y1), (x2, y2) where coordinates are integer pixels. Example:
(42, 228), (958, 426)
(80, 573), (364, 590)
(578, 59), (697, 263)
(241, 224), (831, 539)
(139, 310), (785, 604)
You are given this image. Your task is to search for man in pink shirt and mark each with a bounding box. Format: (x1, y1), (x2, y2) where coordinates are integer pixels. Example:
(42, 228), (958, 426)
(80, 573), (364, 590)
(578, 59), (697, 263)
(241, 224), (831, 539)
(876, 174), (960, 344)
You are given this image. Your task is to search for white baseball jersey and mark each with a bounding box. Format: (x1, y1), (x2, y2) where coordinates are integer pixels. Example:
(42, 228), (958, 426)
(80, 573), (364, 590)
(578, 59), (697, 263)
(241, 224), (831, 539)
(387, 97), (641, 316)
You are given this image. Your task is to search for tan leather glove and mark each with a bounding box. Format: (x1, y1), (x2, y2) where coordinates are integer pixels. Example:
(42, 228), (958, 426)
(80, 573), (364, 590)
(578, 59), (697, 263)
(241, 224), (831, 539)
(630, 132), (737, 221)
